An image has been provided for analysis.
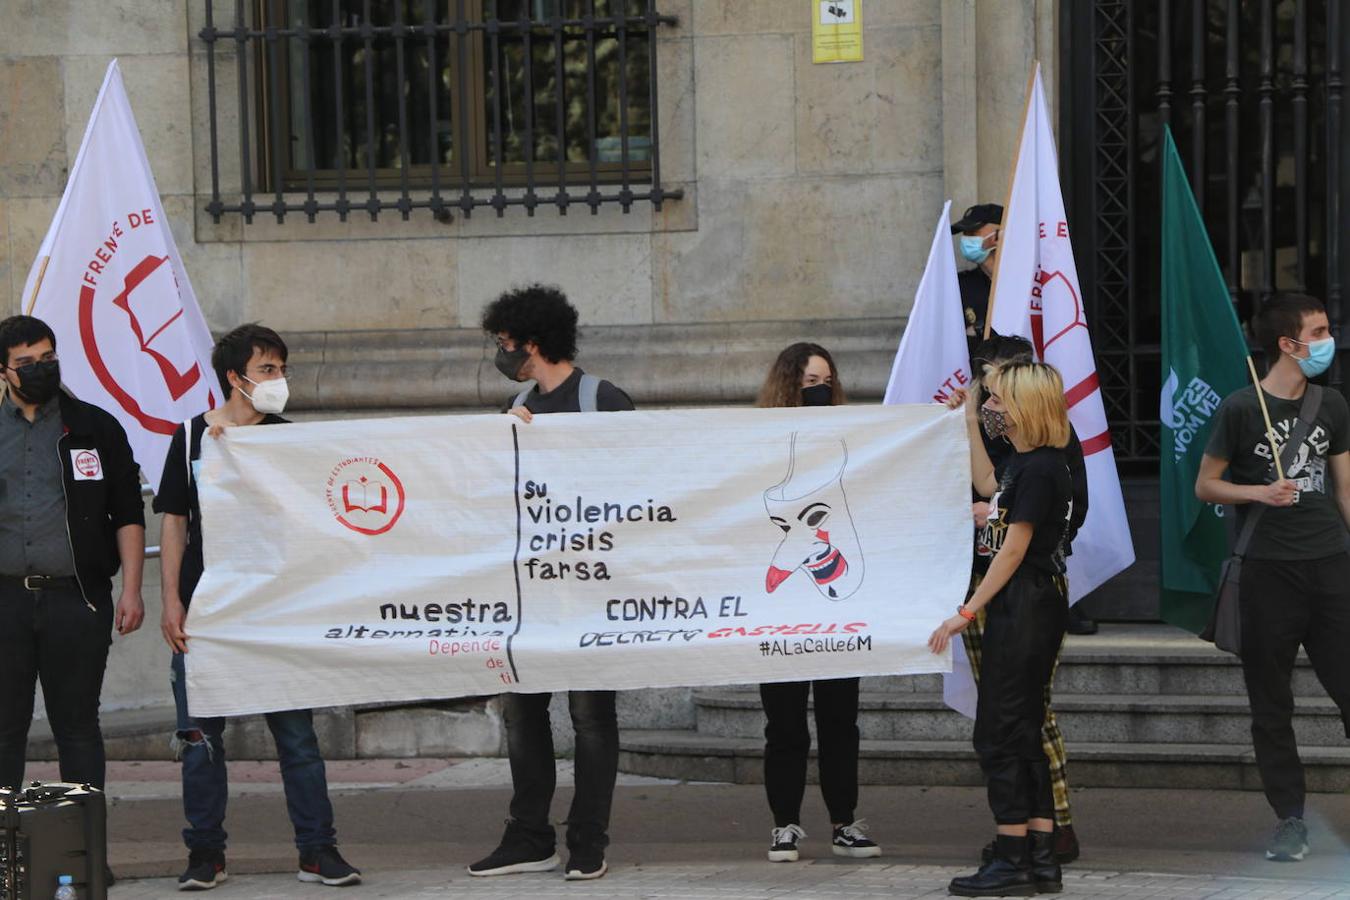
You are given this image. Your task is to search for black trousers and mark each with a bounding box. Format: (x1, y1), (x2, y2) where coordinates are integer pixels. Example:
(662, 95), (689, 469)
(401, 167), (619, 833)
(759, 678), (861, 827)
(1239, 553), (1350, 820)
(0, 581), (113, 790)
(501, 690), (618, 853)
(973, 569), (1067, 825)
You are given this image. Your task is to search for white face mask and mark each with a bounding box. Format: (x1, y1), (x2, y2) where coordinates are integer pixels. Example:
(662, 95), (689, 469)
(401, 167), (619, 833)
(241, 375), (289, 414)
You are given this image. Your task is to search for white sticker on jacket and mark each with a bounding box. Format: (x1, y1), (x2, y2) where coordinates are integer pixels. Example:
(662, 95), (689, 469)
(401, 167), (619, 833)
(71, 448), (104, 481)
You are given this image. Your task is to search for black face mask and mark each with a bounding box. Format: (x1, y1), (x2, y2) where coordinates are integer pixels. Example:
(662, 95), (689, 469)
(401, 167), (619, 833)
(801, 383), (833, 407)
(494, 345), (530, 382)
(10, 359), (61, 406)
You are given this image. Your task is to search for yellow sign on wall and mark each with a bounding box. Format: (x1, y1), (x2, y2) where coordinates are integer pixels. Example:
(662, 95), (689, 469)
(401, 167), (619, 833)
(812, 0), (863, 63)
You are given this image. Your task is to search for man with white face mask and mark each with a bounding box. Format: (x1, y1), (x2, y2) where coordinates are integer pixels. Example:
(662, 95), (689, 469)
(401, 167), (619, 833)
(1197, 292), (1350, 864)
(153, 324), (361, 890)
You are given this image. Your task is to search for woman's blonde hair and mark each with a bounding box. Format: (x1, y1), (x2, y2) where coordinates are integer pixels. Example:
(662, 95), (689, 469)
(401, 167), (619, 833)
(985, 360), (1070, 449)
(756, 342), (847, 409)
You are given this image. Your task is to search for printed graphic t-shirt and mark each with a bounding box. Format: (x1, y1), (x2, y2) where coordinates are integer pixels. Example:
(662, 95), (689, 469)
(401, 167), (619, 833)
(981, 445), (1073, 576)
(974, 427), (1087, 575)
(1204, 384), (1350, 560)
(153, 412), (288, 607)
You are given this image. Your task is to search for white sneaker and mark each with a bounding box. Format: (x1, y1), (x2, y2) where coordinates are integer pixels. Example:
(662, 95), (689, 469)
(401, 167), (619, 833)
(768, 824), (806, 862)
(832, 819), (882, 858)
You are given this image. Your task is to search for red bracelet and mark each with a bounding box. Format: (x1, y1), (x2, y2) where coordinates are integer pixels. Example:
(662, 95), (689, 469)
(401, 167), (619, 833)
(956, 606), (976, 622)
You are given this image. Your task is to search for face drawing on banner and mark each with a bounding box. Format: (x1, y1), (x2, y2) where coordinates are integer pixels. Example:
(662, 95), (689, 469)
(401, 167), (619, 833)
(763, 434), (864, 601)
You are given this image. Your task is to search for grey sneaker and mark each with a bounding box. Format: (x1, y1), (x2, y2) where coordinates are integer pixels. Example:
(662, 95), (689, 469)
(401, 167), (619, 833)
(1266, 817), (1308, 862)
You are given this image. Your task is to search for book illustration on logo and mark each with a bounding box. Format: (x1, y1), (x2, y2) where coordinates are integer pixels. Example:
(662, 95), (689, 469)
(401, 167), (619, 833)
(342, 476), (389, 515)
(762, 433), (864, 601)
(112, 254), (202, 400)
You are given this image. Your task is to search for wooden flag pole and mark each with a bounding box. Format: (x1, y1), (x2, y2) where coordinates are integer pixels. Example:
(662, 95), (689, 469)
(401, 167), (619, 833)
(982, 61), (1041, 340)
(22, 255), (50, 316)
(1245, 355), (1286, 482)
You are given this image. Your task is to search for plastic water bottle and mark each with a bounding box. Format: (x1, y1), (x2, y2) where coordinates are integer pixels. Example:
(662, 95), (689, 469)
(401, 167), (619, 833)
(54, 874), (77, 900)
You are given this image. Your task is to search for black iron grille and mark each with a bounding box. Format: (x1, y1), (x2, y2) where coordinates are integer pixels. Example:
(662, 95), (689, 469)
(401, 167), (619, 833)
(199, 1), (682, 223)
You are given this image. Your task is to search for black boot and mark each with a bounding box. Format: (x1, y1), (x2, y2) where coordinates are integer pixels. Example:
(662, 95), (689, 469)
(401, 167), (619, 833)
(1029, 830), (1063, 893)
(949, 834), (1036, 897)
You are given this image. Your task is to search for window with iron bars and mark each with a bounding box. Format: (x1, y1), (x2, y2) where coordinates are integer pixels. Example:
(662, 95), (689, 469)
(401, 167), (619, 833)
(199, 1), (681, 223)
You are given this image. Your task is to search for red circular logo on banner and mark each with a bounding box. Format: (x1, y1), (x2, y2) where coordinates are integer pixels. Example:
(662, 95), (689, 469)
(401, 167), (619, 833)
(325, 457), (406, 535)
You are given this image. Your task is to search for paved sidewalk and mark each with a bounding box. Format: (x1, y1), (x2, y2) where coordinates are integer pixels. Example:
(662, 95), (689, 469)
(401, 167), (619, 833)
(18, 758), (1350, 898)
(110, 862), (1350, 899)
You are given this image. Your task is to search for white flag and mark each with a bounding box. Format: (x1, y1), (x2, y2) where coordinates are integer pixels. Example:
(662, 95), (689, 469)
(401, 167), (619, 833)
(884, 201), (978, 718)
(987, 64), (1135, 601)
(20, 60), (219, 492)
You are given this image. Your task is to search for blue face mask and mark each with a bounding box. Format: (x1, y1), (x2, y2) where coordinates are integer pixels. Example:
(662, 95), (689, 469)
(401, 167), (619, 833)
(959, 234), (992, 265)
(1291, 337), (1336, 378)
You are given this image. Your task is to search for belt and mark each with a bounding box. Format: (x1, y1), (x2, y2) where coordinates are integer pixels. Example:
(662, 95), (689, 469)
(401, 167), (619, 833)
(1, 574), (81, 592)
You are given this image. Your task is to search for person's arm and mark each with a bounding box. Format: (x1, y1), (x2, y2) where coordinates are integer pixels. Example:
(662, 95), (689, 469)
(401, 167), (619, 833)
(1194, 454), (1296, 507)
(928, 522), (1033, 653)
(159, 513), (190, 653)
(101, 413), (146, 635)
(114, 523), (145, 635)
(944, 387), (997, 497)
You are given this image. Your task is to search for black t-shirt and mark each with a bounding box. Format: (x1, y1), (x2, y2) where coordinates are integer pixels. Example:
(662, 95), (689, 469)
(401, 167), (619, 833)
(506, 367), (635, 414)
(1204, 384), (1350, 560)
(980, 446), (1073, 576)
(974, 424), (1088, 575)
(153, 412), (288, 606)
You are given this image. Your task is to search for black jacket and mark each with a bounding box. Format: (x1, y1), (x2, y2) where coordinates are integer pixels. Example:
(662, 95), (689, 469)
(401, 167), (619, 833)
(56, 392), (145, 594)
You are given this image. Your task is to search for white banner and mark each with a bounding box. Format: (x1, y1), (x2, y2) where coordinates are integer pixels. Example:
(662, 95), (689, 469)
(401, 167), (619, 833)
(987, 63), (1135, 601)
(21, 60), (219, 492)
(184, 406), (972, 716)
(882, 201), (979, 718)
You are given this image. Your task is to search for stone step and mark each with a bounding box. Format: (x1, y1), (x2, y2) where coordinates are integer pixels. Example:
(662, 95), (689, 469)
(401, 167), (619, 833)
(617, 729), (1350, 793)
(692, 690), (1349, 746)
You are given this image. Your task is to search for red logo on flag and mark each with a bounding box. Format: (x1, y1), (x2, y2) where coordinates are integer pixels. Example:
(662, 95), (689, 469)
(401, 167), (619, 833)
(325, 457), (406, 535)
(78, 250), (211, 436)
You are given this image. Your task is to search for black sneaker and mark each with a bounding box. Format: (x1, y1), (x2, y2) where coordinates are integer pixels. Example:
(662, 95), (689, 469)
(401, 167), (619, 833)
(767, 824), (805, 862)
(563, 850), (607, 881)
(832, 819), (881, 858)
(468, 822), (560, 877)
(1066, 605), (1098, 635)
(1266, 816), (1309, 862)
(297, 846), (362, 886)
(178, 850), (227, 891)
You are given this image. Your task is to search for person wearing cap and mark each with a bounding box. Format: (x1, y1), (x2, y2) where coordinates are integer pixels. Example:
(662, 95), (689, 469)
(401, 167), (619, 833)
(951, 203), (1003, 354)
(954, 203), (1098, 639)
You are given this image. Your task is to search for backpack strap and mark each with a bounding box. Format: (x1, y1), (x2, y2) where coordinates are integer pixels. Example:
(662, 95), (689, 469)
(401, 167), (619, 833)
(578, 373), (600, 413)
(511, 382), (536, 409)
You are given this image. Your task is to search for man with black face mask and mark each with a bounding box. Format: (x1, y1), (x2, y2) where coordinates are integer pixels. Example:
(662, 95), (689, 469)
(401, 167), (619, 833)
(470, 285), (633, 883)
(0, 314), (145, 797)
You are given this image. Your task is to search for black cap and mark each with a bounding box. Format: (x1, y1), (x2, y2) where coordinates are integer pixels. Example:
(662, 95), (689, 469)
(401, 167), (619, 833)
(951, 203), (1004, 234)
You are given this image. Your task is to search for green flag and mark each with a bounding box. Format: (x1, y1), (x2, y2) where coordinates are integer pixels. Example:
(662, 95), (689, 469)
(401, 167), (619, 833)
(1159, 125), (1250, 633)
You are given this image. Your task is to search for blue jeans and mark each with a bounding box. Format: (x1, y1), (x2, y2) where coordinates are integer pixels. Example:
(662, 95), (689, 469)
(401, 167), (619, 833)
(170, 652), (337, 852)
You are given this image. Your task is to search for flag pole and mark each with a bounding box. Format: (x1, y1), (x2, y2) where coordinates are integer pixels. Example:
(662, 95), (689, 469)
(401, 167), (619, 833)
(23, 256), (50, 316)
(983, 62), (1041, 340)
(1245, 355), (1286, 481)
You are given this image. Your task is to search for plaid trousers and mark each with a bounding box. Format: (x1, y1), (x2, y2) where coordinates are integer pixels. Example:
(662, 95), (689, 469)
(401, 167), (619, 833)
(961, 572), (1073, 827)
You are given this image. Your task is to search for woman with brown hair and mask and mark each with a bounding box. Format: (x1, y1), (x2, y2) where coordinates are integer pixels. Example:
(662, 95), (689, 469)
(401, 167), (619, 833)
(753, 342), (881, 864)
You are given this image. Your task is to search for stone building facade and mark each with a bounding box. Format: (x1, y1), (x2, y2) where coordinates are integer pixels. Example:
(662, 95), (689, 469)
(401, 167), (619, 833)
(2, 0), (1059, 729)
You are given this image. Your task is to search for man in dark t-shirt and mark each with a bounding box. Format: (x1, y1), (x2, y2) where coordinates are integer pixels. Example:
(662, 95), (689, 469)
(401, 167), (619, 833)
(952, 203), (1002, 352)
(469, 285), (632, 883)
(1197, 292), (1350, 863)
(154, 324), (360, 890)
